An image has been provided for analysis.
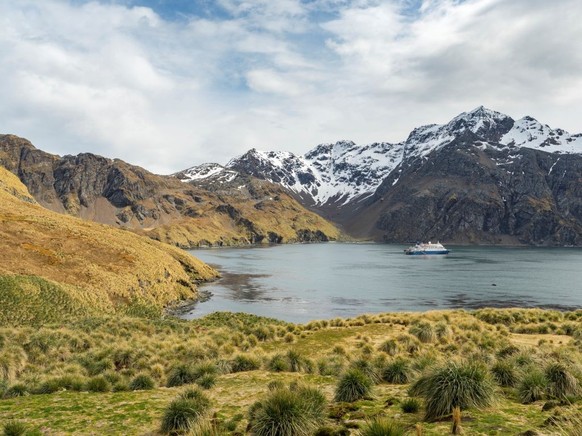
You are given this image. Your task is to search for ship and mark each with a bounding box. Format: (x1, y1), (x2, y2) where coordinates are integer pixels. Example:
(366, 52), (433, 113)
(404, 241), (449, 255)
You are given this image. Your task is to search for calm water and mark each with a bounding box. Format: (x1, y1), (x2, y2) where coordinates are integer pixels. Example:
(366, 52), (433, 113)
(182, 243), (582, 323)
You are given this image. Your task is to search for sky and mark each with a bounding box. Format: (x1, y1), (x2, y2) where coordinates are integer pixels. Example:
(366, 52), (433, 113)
(1, 0), (581, 174)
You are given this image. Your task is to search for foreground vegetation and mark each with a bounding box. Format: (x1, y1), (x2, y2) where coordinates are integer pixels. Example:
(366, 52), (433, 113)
(1, 309), (582, 434)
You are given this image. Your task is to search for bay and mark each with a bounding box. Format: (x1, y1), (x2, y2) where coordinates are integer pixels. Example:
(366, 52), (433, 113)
(182, 243), (582, 323)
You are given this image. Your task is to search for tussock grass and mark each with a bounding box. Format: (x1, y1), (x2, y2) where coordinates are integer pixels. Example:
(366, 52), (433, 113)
(0, 167), (218, 326)
(334, 369), (373, 403)
(0, 309), (581, 434)
(517, 369), (547, 404)
(249, 384), (326, 436)
(161, 390), (211, 434)
(491, 360), (519, 387)
(382, 358), (414, 384)
(409, 361), (494, 421)
(358, 418), (408, 436)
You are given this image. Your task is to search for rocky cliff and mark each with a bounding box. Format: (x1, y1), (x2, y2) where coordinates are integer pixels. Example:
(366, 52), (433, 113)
(0, 135), (341, 247)
(367, 131), (582, 245)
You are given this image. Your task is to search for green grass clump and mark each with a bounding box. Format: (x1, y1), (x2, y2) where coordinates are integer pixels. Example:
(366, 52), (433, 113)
(382, 358), (413, 384)
(129, 374), (155, 391)
(358, 418), (408, 436)
(33, 379), (61, 395)
(166, 364), (197, 387)
(349, 359), (380, 384)
(410, 361), (494, 421)
(3, 383), (28, 398)
(2, 420), (28, 436)
(314, 425), (350, 436)
(400, 397), (421, 413)
(409, 322), (436, 343)
(249, 385), (326, 436)
(334, 369), (373, 403)
(195, 374), (217, 390)
(286, 350), (313, 373)
(378, 339), (398, 356)
(161, 391), (211, 435)
(518, 370), (547, 404)
(268, 354), (290, 372)
(491, 360), (519, 387)
(231, 354), (261, 372)
(545, 362), (579, 400)
(85, 376), (111, 393)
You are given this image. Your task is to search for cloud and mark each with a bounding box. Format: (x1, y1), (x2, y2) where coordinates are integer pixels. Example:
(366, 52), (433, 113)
(0, 0), (581, 174)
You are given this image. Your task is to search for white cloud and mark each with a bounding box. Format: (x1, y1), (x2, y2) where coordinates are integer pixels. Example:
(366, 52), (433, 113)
(0, 0), (581, 174)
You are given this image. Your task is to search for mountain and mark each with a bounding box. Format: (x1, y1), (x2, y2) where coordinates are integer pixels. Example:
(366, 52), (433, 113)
(0, 165), (218, 324)
(179, 107), (582, 245)
(0, 135), (341, 247)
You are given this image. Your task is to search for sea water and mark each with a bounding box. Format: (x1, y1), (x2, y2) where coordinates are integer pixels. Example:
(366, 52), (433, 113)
(181, 243), (582, 323)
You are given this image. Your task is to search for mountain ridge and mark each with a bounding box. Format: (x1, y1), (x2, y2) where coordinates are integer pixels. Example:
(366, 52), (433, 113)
(0, 134), (342, 248)
(176, 107), (582, 245)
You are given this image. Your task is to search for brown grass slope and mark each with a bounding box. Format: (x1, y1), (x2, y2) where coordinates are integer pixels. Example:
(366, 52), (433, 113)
(0, 134), (341, 247)
(0, 167), (217, 324)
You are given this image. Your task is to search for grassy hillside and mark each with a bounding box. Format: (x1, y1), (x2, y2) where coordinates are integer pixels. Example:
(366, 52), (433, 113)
(142, 177), (342, 247)
(1, 309), (582, 435)
(0, 134), (343, 248)
(0, 167), (217, 324)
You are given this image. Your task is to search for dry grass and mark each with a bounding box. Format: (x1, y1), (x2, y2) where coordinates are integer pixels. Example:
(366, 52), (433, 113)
(0, 308), (581, 434)
(1, 308), (581, 434)
(0, 167), (217, 323)
(139, 178), (342, 248)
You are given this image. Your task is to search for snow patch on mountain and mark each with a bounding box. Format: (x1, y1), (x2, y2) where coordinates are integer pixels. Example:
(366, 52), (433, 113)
(176, 107), (582, 207)
(226, 141), (404, 206)
(174, 163), (239, 184)
(501, 116), (582, 153)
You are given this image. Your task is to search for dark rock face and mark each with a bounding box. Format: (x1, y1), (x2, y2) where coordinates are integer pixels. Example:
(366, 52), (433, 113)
(368, 135), (582, 246)
(0, 135), (172, 221)
(295, 229), (329, 242)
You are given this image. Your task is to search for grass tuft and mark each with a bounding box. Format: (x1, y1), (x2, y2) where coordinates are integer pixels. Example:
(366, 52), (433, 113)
(358, 418), (408, 436)
(249, 385), (326, 436)
(334, 369), (373, 403)
(409, 361), (494, 421)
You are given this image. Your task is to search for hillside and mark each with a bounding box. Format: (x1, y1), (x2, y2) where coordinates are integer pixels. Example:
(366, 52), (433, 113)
(0, 135), (341, 248)
(182, 107), (582, 245)
(0, 166), (217, 324)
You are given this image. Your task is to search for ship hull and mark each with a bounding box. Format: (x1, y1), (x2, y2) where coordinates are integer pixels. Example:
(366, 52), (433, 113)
(405, 250), (449, 255)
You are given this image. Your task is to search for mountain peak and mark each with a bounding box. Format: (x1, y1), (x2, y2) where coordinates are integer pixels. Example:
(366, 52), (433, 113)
(468, 105), (494, 115)
(446, 106), (514, 143)
(454, 106), (510, 122)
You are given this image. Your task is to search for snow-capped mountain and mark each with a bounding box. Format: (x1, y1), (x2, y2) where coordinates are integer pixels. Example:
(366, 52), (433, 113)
(223, 141), (405, 206)
(177, 106), (582, 209)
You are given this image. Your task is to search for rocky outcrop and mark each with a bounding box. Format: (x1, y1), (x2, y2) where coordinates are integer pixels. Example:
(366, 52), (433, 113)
(0, 135), (341, 247)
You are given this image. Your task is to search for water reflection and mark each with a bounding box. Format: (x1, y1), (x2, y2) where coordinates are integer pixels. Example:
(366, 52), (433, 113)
(217, 271), (272, 301)
(443, 293), (579, 311)
(330, 296), (368, 306)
